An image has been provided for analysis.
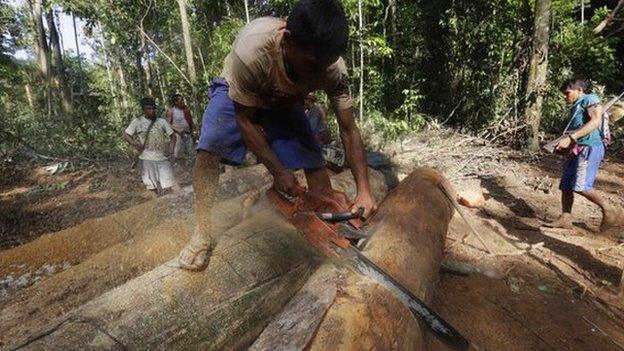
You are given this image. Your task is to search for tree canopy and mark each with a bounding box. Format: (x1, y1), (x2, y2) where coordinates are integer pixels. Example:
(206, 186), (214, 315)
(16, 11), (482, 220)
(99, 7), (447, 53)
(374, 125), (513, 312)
(1, 0), (623, 162)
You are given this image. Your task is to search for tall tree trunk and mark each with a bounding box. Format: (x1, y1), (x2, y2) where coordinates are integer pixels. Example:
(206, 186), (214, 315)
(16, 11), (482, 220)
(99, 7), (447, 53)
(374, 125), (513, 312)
(46, 8), (72, 113)
(524, 0), (552, 151)
(103, 47), (120, 118)
(389, 0), (397, 66)
(244, 0), (250, 23)
(72, 14), (80, 58)
(195, 40), (206, 77)
(177, 0), (197, 85)
(24, 84), (34, 109)
(116, 49), (129, 111)
(136, 40), (147, 94)
(140, 33), (153, 96)
(177, 0), (200, 126)
(28, 0), (49, 79)
(358, 0), (364, 121)
(153, 61), (167, 108)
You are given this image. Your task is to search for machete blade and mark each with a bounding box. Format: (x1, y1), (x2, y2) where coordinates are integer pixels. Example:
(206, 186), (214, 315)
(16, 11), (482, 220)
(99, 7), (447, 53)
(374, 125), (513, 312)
(346, 246), (470, 351)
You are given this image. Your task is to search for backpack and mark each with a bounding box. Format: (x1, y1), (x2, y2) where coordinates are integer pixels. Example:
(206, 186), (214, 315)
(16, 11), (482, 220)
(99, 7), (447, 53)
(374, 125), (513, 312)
(601, 92), (624, 147)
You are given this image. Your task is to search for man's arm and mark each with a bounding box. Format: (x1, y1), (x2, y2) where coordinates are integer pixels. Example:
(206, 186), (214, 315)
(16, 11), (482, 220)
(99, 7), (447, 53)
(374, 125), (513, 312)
(335, 106), (377, 217)
(123, 132), (141, 150)
(571, 104), (603, 140)
(234, 102), (298, 194)
(556, 104), (603, 150)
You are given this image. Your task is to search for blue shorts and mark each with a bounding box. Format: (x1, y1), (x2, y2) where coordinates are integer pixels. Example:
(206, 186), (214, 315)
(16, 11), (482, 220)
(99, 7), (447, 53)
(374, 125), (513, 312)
(197, 79), (324, 169)
(559, 144), (605, 192)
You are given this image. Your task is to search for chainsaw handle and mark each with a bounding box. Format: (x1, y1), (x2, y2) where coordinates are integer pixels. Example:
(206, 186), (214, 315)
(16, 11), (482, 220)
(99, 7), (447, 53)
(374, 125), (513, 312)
(317, 207), (364, 222)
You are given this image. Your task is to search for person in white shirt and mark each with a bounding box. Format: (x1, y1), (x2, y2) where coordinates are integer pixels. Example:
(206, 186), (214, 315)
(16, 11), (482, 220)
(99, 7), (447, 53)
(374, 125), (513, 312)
(123, 97), (177, 195)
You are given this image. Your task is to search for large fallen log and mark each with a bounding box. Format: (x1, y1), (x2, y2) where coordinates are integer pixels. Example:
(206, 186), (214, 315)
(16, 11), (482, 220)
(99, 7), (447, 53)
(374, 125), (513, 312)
(0, 164), (271, 280)
(5, 169), (387, 350)
(0, 192), (245, 347)
(251, 168), (454, 350)
(9, 169), (449, 351)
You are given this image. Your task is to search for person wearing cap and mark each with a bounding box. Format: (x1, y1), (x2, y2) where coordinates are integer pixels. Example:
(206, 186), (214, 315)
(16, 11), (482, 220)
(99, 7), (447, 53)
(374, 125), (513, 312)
(123, 97), (177, 195)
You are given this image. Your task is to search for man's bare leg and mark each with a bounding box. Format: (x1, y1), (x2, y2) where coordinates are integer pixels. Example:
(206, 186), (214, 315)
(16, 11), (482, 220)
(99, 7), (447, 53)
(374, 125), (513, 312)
(304, 167), (332, 193)
(546, 190), (574, 229)
(577, 189), (624, 232)
(178, 150), (220, 270)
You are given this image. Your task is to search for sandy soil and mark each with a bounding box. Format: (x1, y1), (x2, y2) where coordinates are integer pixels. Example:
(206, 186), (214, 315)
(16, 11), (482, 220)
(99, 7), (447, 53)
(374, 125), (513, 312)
(0, 161), (193, 250)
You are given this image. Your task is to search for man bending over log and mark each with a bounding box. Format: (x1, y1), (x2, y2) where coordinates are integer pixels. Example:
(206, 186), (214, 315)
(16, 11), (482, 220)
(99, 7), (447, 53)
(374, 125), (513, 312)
(178, 0), (377, 270)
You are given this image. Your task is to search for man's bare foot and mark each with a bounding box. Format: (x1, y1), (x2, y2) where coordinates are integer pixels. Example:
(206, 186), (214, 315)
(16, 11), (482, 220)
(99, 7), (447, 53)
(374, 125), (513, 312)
(178, 232), (215, 271)
(543, 213), (574, 229)
(600, 206), (624, 233)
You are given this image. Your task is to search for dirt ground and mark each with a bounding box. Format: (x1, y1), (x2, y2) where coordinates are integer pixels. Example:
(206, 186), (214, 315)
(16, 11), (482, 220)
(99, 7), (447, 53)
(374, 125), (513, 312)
(382, 127), (624, 350)
(0, 160), (193, 250)
(1, 128), (623, 350)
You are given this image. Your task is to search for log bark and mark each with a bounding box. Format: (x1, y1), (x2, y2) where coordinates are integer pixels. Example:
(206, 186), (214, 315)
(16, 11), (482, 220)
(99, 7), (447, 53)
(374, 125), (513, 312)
(9, 168), (448, 351)
(0, 192), (256, 347)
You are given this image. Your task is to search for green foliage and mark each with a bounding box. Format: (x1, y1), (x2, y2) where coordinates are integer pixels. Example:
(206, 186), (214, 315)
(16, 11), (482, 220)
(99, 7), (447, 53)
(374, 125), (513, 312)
(542, 5), (622, 133)
(2, 0), (624, 163)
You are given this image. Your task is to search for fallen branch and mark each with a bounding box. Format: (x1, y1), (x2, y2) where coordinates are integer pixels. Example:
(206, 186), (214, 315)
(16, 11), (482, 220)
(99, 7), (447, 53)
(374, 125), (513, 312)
(593, 0), (624, 34)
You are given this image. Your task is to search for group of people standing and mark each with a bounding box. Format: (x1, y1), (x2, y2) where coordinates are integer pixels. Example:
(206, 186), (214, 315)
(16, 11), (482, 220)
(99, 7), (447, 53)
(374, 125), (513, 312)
(122, 92), (330, 197)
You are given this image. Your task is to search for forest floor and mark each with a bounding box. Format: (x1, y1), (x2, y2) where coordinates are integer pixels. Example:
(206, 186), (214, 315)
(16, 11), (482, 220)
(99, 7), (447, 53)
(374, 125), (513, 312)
(0, 159), (194, 250)
(1, 126), (623, 350)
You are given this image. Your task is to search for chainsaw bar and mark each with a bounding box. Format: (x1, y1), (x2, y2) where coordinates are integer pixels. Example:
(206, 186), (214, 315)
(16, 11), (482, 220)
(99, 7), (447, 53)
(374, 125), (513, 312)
(345, 245), (470, 351)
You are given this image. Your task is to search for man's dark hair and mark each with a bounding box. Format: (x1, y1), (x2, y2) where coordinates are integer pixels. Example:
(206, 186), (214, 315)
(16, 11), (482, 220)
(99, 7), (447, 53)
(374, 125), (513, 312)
(561, 78), (588, 92)
(171, 93), (183, 103)
(140, 97), (156, 107)
(286, 0), (348, 57)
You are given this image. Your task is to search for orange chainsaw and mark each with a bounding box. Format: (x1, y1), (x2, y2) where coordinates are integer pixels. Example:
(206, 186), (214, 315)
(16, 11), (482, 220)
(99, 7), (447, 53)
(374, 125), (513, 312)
(267, 185), (470, 351)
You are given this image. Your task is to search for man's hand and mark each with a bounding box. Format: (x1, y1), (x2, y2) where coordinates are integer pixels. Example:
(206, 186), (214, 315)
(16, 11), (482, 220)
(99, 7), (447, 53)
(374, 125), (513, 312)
(555, 135), (574, 151)
(352, 191), (377, 219)
(273, 170), (303, 196)
(123, 132), (143, 151)
(334, 106), (376, 218)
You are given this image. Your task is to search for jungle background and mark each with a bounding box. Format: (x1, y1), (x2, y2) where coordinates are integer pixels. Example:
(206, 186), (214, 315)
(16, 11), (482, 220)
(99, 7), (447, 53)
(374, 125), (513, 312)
(1, 0), (623, 163)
